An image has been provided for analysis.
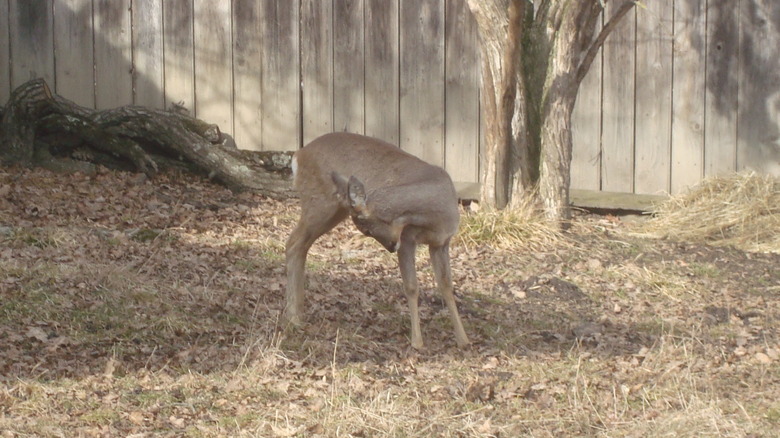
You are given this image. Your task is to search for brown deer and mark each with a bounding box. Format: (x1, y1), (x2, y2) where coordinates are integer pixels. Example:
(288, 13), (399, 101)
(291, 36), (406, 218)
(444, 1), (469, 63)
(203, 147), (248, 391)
(284, 132), (470, 349)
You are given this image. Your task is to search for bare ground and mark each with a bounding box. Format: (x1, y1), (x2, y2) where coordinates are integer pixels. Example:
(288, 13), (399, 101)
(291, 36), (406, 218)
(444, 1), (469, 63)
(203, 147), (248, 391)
(0, 167), (778, 437)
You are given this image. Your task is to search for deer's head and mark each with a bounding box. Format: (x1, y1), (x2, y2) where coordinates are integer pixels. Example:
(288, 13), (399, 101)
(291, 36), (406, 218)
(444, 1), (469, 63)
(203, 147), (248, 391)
(331, 172), (404, 253)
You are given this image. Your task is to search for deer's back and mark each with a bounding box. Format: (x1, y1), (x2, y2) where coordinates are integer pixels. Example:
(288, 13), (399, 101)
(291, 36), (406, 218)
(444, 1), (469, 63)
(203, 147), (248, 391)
(294, 133), (459, 235)
(296, 133), (445, 186)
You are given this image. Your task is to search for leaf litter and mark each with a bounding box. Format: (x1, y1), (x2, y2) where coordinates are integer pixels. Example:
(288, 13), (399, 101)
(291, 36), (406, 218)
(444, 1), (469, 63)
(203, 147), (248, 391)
(0, 166), (778, 437)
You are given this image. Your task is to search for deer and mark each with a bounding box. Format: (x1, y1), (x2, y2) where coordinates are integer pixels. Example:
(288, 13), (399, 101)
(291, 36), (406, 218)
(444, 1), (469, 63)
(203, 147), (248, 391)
(284, 132), (470, 349)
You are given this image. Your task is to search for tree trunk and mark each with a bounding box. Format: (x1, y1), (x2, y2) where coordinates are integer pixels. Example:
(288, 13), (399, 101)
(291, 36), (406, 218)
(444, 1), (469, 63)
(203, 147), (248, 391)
(466, 0), (637, 226)
(539, 88), (577, 223)
(536, 0), (636, 224)
(0, 78), (295, 199)
(536, 4), (585, 225)
(467, 0), (533, 209)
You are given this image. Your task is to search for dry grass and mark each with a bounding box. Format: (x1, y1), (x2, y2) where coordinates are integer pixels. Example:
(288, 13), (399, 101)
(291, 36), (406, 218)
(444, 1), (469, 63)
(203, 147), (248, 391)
(455, 195), (571, 252)
(637, 172), (780, 253)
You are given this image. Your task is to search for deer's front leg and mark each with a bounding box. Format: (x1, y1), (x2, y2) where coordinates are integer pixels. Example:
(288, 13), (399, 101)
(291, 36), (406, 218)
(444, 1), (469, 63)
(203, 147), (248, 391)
(284, 223), (310, 326)
(398, 240), (423, 349)
(284, 205), (347, 326)
(429, 243), (470, 348)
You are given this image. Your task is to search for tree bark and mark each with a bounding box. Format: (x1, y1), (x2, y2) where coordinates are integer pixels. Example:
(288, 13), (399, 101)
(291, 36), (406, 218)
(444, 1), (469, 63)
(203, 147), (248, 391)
(539, 89), (577, 223)
(0, 78), (54, 165)
(467, 0), (533, 209)
(536, 3), (590, 224)
(0, 78), (295, 199)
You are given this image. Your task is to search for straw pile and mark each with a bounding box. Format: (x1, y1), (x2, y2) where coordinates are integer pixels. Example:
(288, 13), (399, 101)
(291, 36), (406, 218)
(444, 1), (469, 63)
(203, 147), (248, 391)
(639, 172), (780, 253)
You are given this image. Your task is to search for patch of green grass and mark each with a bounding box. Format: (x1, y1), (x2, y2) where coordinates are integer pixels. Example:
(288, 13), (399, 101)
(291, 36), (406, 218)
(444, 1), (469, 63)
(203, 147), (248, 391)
(259, 248), (284, 262)
(235, 255), (277, 271)
(129, 288), (159, 304)
(80, 407), (121, 425)
(600, 237), (639, 254)
(764, 402), (780, 424)
(212, 310), (247, 326)
(230, 238), (253, 250)
(130, 228), (163, 242)
(21, 234), (57, 248)
(0, 268), (163, 344)
(10, 227), (72, 249)
(633, 317), (694, 338)
(689, 262), (723, 278)
(473, 318), (525, 352)
(218, 413), (259, 429)
(127, 389), (179, 409)
(371, 300), (397, 315)
(0, 264), (74, 321)
(524, 315), (567, 333)
(467, 291), (505, 308)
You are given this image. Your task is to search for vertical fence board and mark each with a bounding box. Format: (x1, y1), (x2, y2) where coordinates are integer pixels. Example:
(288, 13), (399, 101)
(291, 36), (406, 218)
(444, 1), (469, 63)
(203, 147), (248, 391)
(365, 0), (399, 144)
(571, 14), (603, 191)
(10, 0), (54, 87)
(133, 0), (164, 108)
(0, 0), (9, 103)
(704, 0), (738, 177)
(163, 0), (195, 112)
(634, 1), (672, 194)
(479, 76), (486, 190)
(261, 0), (300, 151)
(94, 0), (132, 109)
(53, 0), (94, 108)
(301, 0), (333, 145)
(704, 0), (739, 176)
(737, 0), (780, 176)
(232, 0), (263, 150)
(444, 0), (479, 183)
(671, 0), (706, 193)
(193, 1), (233, 133)
(333, 0), (365, 134)
(400, 0), (445, 165)
(601, 5), (635, 192)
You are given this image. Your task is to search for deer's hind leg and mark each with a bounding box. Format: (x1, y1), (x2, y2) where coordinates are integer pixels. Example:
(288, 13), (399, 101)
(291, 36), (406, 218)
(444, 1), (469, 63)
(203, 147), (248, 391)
(429, 243), (470, 348)
(285, 199), (347, 325)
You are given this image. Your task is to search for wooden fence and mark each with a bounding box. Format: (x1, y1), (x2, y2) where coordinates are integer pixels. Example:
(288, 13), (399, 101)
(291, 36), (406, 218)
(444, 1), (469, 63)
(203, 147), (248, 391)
(572, 0), (780, 195)
(1, 0), (778, 195)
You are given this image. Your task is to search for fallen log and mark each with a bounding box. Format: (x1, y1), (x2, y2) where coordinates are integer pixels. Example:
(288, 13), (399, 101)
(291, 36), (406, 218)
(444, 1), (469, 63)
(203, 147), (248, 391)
(0, 78), (294, 199)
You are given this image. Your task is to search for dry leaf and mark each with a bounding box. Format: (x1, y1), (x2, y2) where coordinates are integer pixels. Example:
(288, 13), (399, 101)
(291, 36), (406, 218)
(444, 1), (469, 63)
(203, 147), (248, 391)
(271, 424), (301, 437)
(128, 411), (145, 425)
(25, 327), (49, 342)
(755, 352), (772, 364)
(169, 416), (186, 429)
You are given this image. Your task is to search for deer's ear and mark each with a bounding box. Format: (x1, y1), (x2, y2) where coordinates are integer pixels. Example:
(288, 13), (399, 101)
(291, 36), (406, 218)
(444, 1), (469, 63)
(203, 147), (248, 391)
(331, 172), (369, 215)
(346, 176), (369, 215)
(331, 171), (349, 205)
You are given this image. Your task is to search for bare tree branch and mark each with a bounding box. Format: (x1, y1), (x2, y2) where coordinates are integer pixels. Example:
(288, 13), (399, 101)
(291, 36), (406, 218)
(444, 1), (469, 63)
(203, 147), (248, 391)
(576, 0), (637, 84)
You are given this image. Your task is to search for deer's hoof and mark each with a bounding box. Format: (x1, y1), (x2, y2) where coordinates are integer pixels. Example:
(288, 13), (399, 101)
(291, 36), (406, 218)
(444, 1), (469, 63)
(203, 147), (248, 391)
(456, 336), (471, 349)
(283, 310), (303, 327)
